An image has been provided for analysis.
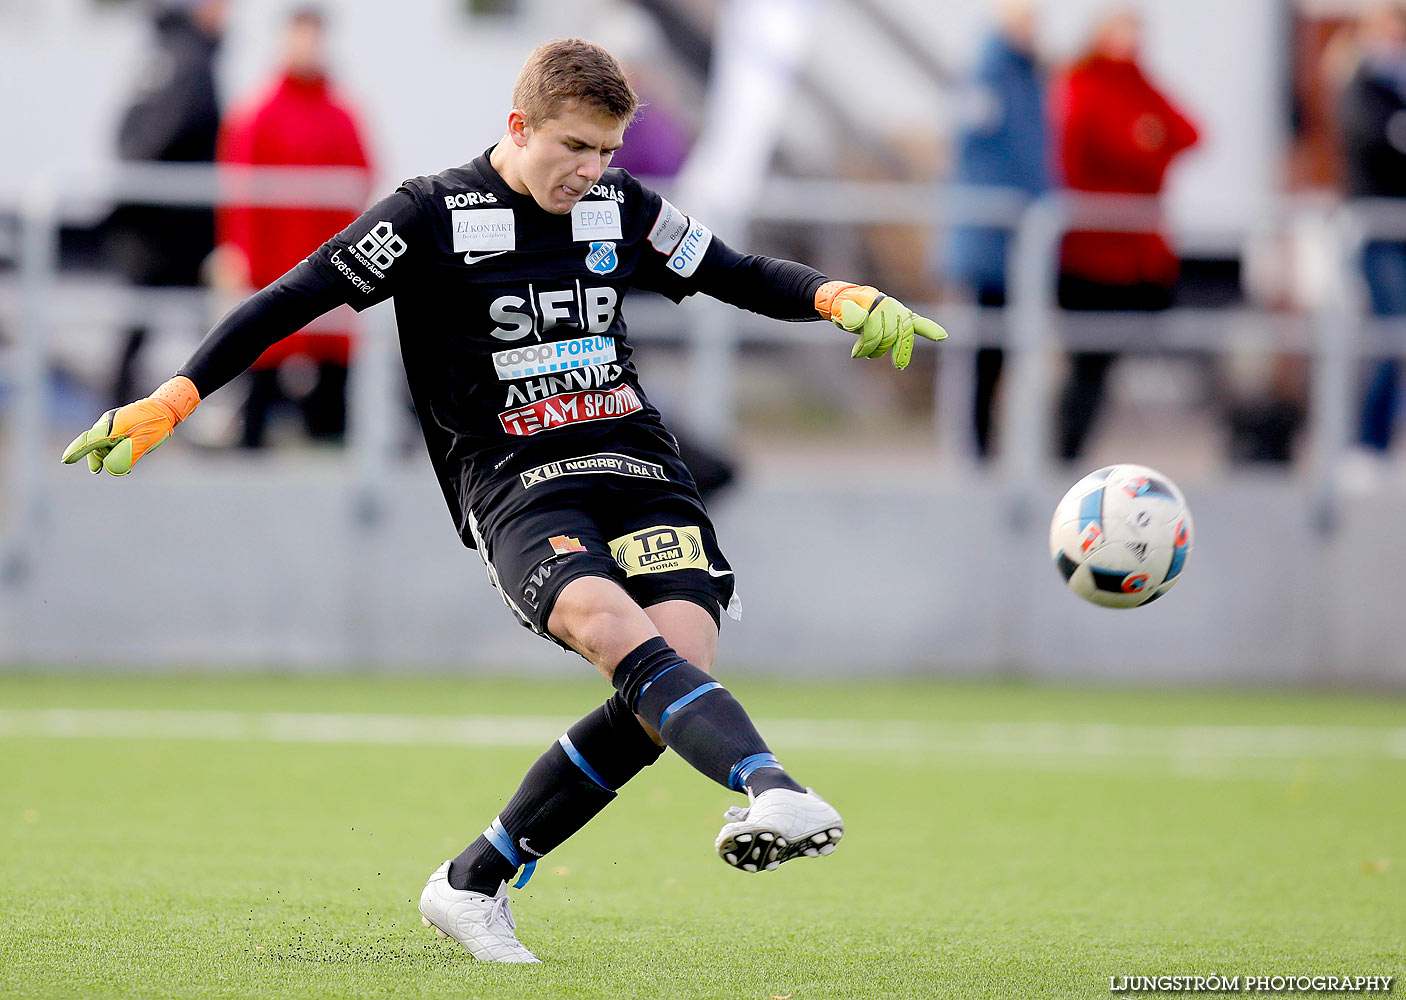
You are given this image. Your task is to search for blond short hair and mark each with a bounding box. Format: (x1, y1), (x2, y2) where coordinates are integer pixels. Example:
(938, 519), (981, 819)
(512, 38), (640, 126)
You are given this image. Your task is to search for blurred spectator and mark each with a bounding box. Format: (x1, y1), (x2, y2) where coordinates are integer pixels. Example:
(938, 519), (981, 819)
(598, 3), (736, 501)
(595, 1), (699, 179)
(1339, 2), (1406, 457)
(606, 63), (693, 178)
(1051, 8), (1198, 461)
(608, 99), (692, 178)
(212, 6), (373, 447)
(106, 0), (227, 408)
(942, 0), (1050, 460)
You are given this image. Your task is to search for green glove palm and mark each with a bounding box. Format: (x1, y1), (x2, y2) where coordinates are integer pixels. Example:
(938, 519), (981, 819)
(815, 281), (947, 370)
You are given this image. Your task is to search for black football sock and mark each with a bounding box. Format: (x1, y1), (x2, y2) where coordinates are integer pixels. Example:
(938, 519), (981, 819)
(743, 765), (805, 796)
(612, 636), (805, 795)
(447, 694), (664, 894)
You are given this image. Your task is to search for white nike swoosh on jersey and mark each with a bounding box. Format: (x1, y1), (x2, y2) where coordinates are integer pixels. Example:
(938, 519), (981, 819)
(707, 565), (734, 578)
(463, 250), (509, 265)
(518, 837), (542, 857)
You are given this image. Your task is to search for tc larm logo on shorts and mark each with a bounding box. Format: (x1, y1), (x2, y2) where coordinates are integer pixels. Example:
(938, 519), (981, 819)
(609, 525), (708, 577)
(585, 241), (618, 275)
(354, 221), (408, 271)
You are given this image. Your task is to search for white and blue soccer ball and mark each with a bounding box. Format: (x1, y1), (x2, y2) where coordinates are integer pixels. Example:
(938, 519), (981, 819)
(1049, 463), (1193, 608)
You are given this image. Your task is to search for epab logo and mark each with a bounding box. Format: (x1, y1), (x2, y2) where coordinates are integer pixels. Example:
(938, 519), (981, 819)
(585, 241), (618, 275)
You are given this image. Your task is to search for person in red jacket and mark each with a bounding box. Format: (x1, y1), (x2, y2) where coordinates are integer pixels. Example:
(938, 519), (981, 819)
(1051, 8), (1198, 460)
(213, 6), (373, 447)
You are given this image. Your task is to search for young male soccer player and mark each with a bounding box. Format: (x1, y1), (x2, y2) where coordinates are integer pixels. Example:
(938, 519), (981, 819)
(62, 39), (946, 963)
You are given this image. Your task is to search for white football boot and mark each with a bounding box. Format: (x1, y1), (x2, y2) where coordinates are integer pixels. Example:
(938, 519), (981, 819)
(715, 787), (844, 872)
(418, 861), (540, 963)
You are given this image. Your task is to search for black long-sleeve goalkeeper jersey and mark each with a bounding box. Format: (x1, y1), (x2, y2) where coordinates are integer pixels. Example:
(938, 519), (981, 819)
(180, 150), (829, 546)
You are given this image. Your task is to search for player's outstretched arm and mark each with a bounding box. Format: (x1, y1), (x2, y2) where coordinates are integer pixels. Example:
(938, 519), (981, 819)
(655, 228), (947, 372)
(59, 258), (348, 476)
(813, 280), (947, 371)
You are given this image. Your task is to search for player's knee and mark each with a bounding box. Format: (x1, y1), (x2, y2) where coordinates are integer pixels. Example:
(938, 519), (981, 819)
(608, 636), (683, 712)
(547, 577), (653, 670)
(559, 606), (632, 664)
(645, 600), (718, 672)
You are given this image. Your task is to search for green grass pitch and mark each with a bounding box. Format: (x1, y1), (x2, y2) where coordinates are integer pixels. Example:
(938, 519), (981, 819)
(1, 673), (1402, 999)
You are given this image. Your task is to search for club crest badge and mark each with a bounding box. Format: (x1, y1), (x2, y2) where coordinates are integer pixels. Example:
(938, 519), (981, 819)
(585, 241), (618, 275)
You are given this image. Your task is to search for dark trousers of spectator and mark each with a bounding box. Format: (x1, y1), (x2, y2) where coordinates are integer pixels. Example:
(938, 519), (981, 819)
(1359, 240), (1406, 452)
(112, 326), (148, 409)
(239, 362), (348, 449)
(105, 210), (214, 410)
(673, 431), (737, 504)
(970, 285), (1007, 460)
(1055, 277), (1172, 461)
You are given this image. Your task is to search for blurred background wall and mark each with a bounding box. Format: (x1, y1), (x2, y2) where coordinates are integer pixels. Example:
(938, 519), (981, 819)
(2, 0), (1403, 684)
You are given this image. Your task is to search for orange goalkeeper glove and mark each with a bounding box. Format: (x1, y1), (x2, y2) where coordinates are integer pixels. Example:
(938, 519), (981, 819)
(61, 376), (201, 476)
(814, 281), (947, 370)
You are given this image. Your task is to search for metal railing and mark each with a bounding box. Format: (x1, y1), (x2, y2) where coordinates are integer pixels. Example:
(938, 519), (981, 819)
(4, 165), (1405, 610)
(3, 164), (381, 595)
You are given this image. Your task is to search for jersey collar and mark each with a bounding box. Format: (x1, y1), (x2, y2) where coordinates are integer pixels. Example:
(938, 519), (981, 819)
(470, 148), (538, 210)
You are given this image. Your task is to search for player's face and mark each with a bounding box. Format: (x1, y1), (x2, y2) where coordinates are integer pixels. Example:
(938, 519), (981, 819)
(516, 102), (626, 215)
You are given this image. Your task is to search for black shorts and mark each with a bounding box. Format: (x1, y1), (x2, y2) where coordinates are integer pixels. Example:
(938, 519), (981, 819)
(464, 461), (739, 650)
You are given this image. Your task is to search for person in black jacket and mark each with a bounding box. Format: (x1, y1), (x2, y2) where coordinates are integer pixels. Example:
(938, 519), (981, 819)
(1339, 2), (1406, 454)
(106, 0), (227, 408)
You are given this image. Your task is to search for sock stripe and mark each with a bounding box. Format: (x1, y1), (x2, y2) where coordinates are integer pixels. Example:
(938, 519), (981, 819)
(637, 661), (682, 701)
(659, 681), (723, 727)
(558, 734), (614, 791)
(729, 752), (781, 792)
(483, 816), (521, 868)
(484, 816), (537, 888)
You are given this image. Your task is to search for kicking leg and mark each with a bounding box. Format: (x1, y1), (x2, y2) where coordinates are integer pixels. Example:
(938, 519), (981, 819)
(549, 577), (800, 793)
(549, 578), (844, 872)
